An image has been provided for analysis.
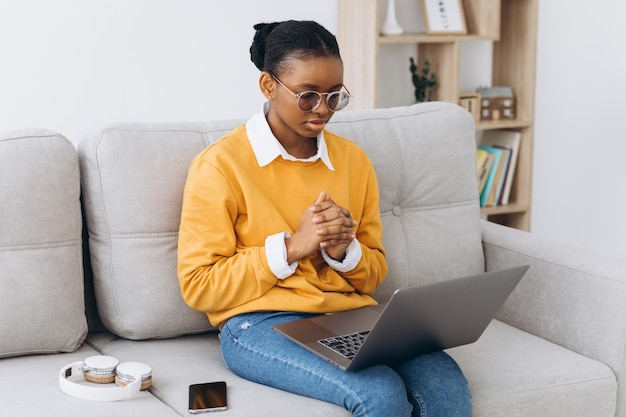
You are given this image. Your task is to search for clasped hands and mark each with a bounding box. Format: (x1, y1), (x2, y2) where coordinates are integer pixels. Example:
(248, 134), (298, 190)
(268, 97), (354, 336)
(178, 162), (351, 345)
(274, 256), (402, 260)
(285, 191), (357, 264)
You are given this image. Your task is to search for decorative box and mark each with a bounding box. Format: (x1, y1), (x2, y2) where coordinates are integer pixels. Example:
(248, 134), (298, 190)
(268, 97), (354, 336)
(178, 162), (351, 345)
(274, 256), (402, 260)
(476, 86), (516, 121)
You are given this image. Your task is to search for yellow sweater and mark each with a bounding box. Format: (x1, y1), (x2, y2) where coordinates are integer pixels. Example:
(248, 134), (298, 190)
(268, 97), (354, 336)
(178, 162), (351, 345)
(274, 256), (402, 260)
(177, 124), (387, 327)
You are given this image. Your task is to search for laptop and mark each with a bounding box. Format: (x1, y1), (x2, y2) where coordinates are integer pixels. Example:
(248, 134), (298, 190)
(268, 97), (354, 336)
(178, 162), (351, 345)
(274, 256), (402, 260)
(273, 265), (528, 371)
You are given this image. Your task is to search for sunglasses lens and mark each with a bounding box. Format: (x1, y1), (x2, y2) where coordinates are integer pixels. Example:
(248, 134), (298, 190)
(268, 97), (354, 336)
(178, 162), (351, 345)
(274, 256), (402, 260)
(329, 91), (350, 111)
(296, 90), (351, 112)
(298, 92), (322, 112)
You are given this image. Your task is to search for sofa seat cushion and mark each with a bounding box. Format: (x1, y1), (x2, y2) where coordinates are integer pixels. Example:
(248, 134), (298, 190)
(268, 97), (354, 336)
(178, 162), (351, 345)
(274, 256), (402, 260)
(0, 129), (87, 358)
(87, 331), (351, 416)
(447, 320), (616, 417)
(87, 319), (615, 417)
(0, 344), (180, 417)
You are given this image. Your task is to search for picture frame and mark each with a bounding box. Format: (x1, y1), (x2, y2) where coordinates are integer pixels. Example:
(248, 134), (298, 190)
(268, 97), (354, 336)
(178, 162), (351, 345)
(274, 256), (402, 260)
(422, 0), (467, 35)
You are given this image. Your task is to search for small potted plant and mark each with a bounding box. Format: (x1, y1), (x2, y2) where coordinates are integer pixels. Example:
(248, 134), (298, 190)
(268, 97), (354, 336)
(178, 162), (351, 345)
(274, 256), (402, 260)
(409, 57), (437, 103)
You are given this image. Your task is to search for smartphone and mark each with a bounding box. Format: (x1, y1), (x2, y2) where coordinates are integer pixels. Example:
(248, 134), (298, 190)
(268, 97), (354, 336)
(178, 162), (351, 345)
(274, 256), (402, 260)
(188, 381), (228, 413)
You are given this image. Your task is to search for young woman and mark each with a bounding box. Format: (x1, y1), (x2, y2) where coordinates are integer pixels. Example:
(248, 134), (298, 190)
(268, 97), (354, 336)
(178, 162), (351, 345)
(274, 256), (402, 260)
(177, 20), (472, 417)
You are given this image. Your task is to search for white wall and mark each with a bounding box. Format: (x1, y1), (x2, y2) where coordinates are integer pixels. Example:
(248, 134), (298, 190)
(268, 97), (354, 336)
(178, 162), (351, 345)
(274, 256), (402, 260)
(1, 1), (625, 260)
(0, 0), (336, 142)
(533, 0), (626, 260)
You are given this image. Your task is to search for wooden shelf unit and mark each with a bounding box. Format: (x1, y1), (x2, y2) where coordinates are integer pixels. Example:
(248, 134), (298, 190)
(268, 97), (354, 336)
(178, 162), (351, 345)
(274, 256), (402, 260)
(337, 0), (538, 231)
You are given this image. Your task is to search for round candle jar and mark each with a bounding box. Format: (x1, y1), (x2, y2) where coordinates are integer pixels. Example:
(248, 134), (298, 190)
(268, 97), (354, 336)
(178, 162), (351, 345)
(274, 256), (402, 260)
(115, 362), (152, 391)
(83, 355), (119, 384)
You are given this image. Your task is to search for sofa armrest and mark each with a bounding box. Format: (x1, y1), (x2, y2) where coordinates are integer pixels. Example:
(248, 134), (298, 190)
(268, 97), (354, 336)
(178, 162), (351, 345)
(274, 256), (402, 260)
(481, 220), (626, 374)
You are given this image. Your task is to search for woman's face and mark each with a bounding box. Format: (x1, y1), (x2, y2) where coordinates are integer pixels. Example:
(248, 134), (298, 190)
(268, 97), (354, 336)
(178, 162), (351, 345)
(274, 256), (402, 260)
(264, 55), (345, 144)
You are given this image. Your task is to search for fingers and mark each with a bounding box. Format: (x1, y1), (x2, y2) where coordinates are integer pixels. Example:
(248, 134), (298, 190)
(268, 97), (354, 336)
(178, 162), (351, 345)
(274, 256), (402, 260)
(291, 192), (357, 263)
(310, 192), (356, 233)
(306, 192), (358, 260)
(310, 194), (352, 224)
(314, 214), (357, 253)
(313, 191), (327, 206)
(311, 208), (354, 224)
(315, 218), (357, 235)
(318, 234), (355, 250)
(310, 191), (331, 211)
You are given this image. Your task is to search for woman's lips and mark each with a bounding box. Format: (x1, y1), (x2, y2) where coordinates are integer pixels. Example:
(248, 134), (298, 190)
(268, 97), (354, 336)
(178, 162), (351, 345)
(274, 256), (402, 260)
(306, 119), (328, 131)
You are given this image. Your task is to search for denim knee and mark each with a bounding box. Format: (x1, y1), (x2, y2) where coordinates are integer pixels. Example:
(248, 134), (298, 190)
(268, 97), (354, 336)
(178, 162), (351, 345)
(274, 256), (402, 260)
(349, 365), (414, 417)
(219, 312), (414, 417)
(392, 351), (473, 417)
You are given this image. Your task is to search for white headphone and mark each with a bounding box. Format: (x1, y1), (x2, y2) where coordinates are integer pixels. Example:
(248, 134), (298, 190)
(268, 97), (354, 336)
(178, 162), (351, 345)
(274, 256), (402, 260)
(59, 356), (152, 401)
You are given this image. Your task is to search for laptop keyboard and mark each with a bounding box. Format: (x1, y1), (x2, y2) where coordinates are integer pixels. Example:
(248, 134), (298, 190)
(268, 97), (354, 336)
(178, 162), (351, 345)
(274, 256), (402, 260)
(318, 330), (370, 359)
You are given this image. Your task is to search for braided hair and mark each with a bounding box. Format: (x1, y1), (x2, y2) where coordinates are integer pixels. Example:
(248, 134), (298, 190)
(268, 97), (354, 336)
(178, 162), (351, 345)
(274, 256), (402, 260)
(249, 20), (341, 76)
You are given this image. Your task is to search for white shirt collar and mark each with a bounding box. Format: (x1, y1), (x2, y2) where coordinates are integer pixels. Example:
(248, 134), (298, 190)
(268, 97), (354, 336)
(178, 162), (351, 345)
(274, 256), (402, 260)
(245, 102), (334, 170)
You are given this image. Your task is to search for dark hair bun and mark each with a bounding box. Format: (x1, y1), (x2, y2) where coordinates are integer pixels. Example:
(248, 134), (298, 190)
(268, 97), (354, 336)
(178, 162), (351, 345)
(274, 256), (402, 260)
(249, 20), (340, 75)
(250, 22), (281, 71)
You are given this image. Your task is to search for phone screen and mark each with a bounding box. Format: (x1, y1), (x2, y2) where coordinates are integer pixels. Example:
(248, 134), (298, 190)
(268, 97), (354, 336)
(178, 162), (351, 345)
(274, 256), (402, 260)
(188, 381), (228, 413)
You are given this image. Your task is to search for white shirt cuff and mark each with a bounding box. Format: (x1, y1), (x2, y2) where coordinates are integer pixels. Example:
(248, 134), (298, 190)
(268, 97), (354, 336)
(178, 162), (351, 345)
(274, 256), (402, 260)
(321, 238), (362, 272)
(265, 232), (298, 280)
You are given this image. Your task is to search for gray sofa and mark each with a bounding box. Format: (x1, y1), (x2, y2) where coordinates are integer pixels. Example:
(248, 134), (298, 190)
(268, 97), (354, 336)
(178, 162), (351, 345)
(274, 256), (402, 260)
(1, 102), (624, 416)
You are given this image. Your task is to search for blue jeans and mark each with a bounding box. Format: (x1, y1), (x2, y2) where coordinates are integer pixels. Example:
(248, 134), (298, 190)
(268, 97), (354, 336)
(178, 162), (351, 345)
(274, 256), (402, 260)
(220, 311), (472, 417)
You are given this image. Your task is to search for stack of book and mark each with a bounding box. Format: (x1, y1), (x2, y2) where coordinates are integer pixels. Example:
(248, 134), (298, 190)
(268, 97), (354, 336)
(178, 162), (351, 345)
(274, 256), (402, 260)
(476, 130), (521, 207)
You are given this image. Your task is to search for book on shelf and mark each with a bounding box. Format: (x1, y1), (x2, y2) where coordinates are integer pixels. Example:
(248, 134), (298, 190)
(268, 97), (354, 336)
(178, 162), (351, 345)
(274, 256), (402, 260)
(479, 130), (522, 206)
(476, 148), (495, 196)
(478, 145), (508, 207)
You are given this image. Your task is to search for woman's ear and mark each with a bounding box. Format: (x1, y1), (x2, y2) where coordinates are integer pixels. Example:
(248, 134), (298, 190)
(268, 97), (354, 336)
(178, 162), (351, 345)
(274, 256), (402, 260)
(259, 72), (275, 100)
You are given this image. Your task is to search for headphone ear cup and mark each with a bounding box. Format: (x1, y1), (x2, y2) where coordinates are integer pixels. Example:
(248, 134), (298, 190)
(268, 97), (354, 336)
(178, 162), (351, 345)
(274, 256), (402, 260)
(58, 357), (150, 401)
(83, 355), (119, 384)
(115, 362), (152, 391)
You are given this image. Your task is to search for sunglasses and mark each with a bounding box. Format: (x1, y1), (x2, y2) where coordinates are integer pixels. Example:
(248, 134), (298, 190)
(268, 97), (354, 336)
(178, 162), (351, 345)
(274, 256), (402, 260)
(272, 75), (352, 112)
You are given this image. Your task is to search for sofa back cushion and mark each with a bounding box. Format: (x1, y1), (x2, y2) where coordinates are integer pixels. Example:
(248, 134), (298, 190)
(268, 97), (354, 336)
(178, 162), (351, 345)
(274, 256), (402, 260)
(79, 102), (484, 340)
(330, 103), (485, 301)
(0, 130), (87, 358)
(79, 121), (239, 339)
